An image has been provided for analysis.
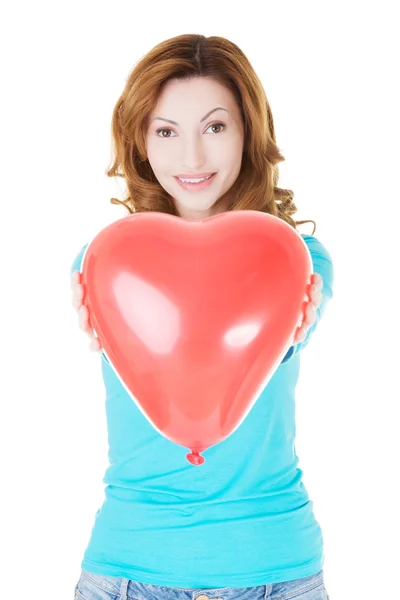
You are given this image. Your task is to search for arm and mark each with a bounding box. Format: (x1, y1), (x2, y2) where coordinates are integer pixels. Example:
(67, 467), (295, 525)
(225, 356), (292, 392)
(281, 235), (334, 364)
(70, 243), (89, 276)
(70, 244), (110, 364)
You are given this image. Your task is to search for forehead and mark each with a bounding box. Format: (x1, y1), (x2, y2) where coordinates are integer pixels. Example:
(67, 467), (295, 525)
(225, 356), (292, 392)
(153, 77), (238, 113)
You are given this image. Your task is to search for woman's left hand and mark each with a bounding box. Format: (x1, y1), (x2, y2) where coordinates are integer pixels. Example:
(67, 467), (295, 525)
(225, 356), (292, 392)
(292, 273), (323, 344)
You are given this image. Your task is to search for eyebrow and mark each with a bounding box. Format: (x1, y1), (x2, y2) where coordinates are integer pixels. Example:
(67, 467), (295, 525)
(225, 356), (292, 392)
(151, 107), (229, 126)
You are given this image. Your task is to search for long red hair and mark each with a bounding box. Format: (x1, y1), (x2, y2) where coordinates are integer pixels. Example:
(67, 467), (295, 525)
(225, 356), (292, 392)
(106, 33), (316, 234)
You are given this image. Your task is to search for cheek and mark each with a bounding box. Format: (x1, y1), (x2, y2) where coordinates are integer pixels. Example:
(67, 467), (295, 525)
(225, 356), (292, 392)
(146, 150), (170, 174)
(150, 144), (180, 168)
(223, 154), (242, 180)
(221, 141), (243, 166)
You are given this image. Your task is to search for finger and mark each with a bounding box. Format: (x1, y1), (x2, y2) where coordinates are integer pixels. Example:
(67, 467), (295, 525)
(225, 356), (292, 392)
(309, 284), (318, 304)
(298, 329), (307, 343)
(72, 295), (81, 310)
(71, 279), (82, 297)
(71, 271), (81, 290)
(78, 305), (91, 332)
(305, 302), (317, 326)
(293, 326), (307, 344)
(296, 300), (308, 328)
(89, 336), (101, 352)
(313, 273), (323, 292)
(71, 286), (84, 310)
(309, 285), (322, 307)
(311, 272), (322, 286)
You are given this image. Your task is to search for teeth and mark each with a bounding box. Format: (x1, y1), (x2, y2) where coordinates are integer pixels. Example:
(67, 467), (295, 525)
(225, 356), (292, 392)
(179, 175), (212, 183)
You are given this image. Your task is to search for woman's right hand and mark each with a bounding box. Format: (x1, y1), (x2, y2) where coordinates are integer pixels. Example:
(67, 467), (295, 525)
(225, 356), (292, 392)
(71, 270), (101, 352)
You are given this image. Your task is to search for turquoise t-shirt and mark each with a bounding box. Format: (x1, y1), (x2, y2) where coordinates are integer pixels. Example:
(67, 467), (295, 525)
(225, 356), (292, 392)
(70, 233), (334, 588)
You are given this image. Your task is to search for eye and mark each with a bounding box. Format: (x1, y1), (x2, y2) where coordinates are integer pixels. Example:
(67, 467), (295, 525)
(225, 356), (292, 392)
(156, 128), (176, 138)
(155, 122), (226, 138)
(207, 122), (225, 134)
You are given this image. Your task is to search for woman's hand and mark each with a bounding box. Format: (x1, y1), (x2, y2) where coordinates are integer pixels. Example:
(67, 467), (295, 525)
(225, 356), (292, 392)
(71, 269), (322, 351)
(71, 270), (102, 352)
(292, 273), (323, 344)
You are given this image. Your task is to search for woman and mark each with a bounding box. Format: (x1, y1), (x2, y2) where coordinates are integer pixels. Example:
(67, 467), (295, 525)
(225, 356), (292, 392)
(71, 33), (332, 600)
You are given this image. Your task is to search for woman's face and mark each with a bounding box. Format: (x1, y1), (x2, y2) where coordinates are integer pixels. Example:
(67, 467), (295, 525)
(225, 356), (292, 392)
(146, 76), (244, 220)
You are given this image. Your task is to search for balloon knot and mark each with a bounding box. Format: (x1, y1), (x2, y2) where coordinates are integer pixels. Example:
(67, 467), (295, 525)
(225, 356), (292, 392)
(186, 451), (205, 466)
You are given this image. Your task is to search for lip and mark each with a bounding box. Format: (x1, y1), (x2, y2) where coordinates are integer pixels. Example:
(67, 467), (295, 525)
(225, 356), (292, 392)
(176, 173), (215, 178)
(174, 173), (216, 192)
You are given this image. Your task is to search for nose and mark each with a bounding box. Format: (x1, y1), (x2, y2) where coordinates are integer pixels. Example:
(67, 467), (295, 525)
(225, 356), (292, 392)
(181, 137), (206, 171)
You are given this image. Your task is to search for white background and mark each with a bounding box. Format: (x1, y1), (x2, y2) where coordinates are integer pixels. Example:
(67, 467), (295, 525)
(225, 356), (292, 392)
(1, 2), (399, 599)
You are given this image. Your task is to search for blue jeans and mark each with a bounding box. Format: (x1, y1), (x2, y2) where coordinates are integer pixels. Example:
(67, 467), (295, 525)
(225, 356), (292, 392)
(74, 568), (330, 599)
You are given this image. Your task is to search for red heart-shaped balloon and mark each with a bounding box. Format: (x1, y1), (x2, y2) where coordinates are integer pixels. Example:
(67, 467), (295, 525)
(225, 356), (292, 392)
(81, 211), (312, 465)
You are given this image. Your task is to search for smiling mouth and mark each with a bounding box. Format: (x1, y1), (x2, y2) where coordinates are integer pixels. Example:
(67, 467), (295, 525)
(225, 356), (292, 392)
(177, 174), (214, 181)
(174, 173), (217, 191)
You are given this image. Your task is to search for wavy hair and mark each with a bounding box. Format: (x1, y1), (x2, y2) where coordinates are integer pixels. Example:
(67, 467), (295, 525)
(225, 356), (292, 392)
(106, 34), (316, 234)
